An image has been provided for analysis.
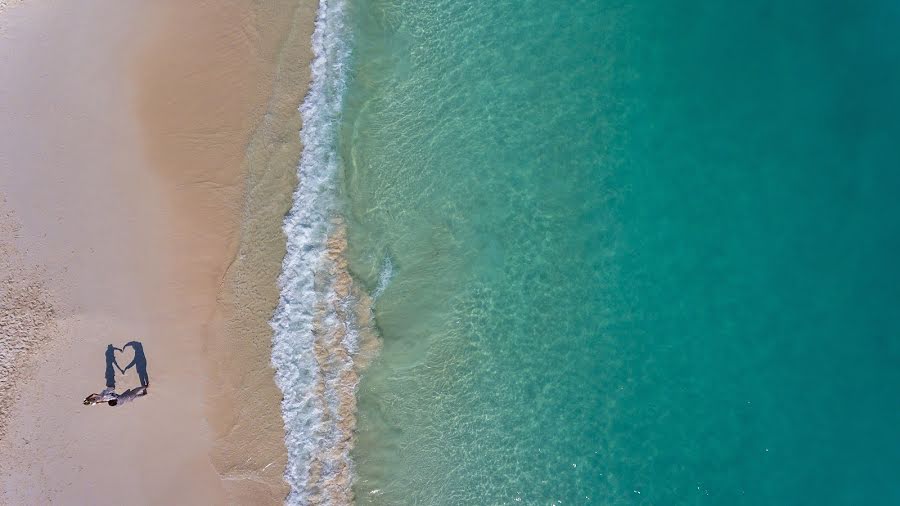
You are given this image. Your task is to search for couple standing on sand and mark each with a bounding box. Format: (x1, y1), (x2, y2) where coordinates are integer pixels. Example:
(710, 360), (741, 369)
(84, 341), (150, 407)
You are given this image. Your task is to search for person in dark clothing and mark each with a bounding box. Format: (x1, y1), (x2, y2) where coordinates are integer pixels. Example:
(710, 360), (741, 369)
(122, 341), (149, 387)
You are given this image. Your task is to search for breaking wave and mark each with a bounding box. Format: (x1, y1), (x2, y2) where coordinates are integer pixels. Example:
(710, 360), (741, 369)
(270, 1), (378, 504)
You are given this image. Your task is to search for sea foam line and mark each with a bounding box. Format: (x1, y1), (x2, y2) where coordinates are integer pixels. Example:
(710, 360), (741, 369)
(270, 0), (370, 504)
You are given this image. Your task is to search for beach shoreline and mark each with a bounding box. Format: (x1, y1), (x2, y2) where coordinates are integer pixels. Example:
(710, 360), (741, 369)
(0, 1), (314, 503)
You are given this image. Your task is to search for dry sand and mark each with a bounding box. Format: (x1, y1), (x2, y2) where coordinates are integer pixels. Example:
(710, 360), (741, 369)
(0, 0), (314, 503)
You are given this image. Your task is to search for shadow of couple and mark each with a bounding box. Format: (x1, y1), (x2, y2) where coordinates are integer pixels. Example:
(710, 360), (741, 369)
(105, 341), (150, 389)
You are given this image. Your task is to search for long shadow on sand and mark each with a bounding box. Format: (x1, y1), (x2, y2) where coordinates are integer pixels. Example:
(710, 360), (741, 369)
(122, 341), (149, 387)
(105, 344), (123, 388)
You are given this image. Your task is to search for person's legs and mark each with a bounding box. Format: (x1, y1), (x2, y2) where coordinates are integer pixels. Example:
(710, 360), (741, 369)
(105, 365), (116, 388)
(137, 366), (149, 387)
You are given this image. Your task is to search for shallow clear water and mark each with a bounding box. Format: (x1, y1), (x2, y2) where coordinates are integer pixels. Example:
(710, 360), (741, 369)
(335, 0), (900, 503)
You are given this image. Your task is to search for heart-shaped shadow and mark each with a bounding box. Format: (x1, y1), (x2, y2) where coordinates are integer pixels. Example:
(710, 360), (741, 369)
(115, 345), (136, 370)
(105, 341), (150, 389)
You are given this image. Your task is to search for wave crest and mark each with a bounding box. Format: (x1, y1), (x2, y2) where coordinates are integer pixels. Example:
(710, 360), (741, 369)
(270, 1), (378, 504)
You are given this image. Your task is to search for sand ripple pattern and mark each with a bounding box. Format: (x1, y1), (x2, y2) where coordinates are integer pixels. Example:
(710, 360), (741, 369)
(0, 201), (56, 444)
(271, 0), (378, 503)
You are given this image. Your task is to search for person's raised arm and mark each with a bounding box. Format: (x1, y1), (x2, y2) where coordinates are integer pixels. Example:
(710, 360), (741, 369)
(114, 355), (126, 373)
(121, 342), (137, 372)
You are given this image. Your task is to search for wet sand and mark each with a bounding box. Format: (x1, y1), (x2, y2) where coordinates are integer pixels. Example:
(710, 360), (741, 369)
(0, 0), (313, 503)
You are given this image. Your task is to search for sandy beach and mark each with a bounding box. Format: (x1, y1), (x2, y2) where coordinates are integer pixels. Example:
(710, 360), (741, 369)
(0, 1), (313, 503)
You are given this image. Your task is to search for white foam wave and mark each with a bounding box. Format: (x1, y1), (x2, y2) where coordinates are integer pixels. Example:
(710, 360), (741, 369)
(373, 255), (394, 298)
(270, 0), (356, 504)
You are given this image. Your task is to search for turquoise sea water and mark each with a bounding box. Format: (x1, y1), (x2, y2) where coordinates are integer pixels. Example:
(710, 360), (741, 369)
(332, 0), (900, 503)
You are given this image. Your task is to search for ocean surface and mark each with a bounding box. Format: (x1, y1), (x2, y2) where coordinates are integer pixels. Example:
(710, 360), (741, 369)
(275, 0), (900, 504)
